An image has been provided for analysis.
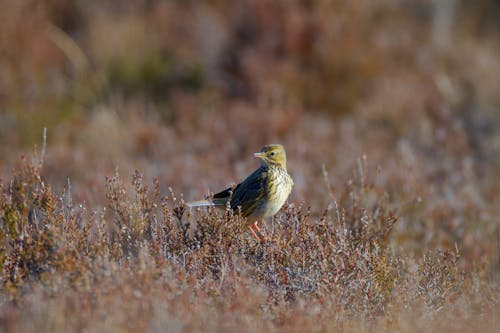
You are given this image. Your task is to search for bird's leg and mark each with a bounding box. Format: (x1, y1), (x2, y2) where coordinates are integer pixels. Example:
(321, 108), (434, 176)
(253, 221), (261, 232)
(247, 224), (260, 241)
(252, 221), (266, 242)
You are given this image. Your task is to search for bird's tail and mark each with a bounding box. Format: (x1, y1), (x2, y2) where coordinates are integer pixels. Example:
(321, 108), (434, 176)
(186, 200), (225, 208)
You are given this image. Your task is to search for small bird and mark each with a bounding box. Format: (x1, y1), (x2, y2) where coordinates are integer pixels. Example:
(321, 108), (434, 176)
(187, 144), (294, 241)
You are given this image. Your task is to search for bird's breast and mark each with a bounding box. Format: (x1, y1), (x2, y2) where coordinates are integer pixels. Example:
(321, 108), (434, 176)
(250, 167), (293, 220)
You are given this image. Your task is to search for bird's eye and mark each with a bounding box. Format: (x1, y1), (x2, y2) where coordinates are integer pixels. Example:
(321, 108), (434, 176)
(269, 151), (276, 156)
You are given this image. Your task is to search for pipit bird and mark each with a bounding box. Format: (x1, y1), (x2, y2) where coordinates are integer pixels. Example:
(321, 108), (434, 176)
(187, 144), (294, 241)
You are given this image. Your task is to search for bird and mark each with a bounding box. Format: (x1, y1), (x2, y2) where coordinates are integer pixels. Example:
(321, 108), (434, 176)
(186, 144), (294, 242)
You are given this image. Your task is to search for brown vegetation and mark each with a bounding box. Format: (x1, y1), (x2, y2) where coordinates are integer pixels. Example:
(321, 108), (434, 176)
(1, 1), (499, 332)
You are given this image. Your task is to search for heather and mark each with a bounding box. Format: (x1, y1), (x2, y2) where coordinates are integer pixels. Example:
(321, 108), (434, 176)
(0, 1), (499, 332)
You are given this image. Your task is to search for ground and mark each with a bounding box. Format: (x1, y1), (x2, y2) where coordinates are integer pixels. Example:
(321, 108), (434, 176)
(0, 1), (499, 332)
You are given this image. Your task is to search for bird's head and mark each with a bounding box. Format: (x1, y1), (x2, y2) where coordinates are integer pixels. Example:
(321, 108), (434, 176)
(254, 144), (287, 169)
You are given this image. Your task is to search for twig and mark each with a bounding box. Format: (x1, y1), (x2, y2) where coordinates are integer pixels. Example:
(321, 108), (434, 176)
(40, 127), (47, 167)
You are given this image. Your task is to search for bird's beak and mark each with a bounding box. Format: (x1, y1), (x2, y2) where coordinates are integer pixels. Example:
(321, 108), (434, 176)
(254, 152), (266, 159)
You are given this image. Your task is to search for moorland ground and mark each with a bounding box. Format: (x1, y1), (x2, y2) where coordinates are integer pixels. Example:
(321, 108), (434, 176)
(0, 1), (499, 332)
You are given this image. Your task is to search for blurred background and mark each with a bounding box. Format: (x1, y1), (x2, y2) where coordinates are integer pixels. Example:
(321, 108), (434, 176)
(0, 1), (499, 260)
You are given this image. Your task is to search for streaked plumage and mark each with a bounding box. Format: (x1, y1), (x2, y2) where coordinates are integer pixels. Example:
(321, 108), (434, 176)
(187, 144), (293, 241)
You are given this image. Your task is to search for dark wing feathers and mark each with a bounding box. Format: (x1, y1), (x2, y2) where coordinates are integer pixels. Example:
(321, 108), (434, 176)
(229, 167), (267, 216)
(213, 187), (233, 199)
(210, 166), (268, 217)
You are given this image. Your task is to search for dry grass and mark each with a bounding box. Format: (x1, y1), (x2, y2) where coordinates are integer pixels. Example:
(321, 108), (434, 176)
(0, 153), (497, 332)
(1, 1), (499, 332)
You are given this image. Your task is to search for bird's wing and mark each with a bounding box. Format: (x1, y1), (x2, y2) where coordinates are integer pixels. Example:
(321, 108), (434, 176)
(212, 187), (233, 203)
(188, 167), (267, 215)
(229, 167), (267, 216)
